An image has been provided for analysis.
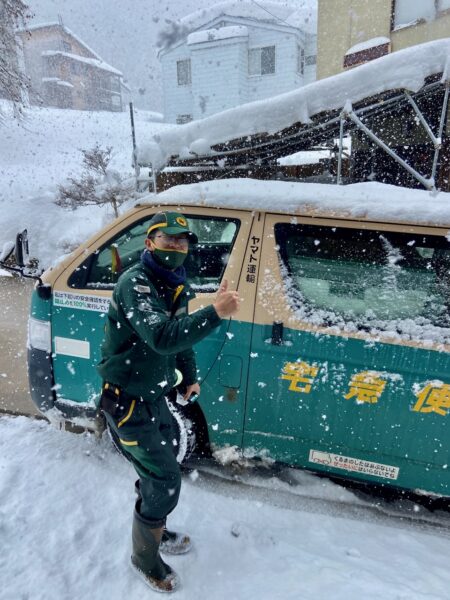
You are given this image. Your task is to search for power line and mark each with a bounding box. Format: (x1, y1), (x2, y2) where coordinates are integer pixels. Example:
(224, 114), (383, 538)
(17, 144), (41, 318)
(249, 0), (293, 28)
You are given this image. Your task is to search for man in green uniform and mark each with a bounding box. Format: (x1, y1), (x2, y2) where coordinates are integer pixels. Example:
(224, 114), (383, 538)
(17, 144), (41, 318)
(97, 211), (239, 593)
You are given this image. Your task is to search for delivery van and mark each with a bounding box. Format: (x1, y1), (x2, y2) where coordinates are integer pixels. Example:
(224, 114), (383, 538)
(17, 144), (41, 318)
(27, 181), (450, 497)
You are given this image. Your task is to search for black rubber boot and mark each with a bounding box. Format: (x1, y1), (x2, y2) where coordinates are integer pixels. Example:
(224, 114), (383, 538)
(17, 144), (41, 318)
(131, 502), (179, 593)
(135, 479), (192, 555)
(160, 528), (192, 555)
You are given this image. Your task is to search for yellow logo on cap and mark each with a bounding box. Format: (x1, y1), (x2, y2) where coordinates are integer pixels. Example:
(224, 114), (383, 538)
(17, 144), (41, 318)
(176, 217), (187, 227)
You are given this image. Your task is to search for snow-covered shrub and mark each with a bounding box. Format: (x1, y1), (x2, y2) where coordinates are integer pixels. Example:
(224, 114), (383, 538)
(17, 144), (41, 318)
(56, 144), (137, 218)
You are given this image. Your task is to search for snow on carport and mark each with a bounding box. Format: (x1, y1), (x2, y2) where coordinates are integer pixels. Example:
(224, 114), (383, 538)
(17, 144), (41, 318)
(138, 39), (450, 170)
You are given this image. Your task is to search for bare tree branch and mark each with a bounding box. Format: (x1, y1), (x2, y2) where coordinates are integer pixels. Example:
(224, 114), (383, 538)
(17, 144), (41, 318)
(56, 146), (137, 218)
(0, 0), (32, 119)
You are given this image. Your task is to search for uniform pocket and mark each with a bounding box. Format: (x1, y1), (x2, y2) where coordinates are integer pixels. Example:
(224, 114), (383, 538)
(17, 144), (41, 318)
(100, 385), (127, 419)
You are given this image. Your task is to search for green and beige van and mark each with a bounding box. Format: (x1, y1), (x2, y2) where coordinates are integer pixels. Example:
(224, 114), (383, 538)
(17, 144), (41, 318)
(27, 179), (450, 497)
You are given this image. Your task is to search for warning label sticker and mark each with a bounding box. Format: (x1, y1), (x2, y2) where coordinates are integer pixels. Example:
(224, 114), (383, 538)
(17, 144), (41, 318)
(309, 449), (399, 480)
(54, 291), (110, 313)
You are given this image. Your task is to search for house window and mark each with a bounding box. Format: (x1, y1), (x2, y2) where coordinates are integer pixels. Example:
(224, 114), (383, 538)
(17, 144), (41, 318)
(393, 0), (450, 28)
(176, 114), (193, 124)
(62, 40), (72, 52)
(70, 61), (82, 75)
(248, 46), (275, 76)
(297, 46), (305, 75)
(177, 59), (191, 86)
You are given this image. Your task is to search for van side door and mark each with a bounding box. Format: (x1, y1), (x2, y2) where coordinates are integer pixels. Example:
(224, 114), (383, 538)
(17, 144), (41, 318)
(245, 213), (450, 496)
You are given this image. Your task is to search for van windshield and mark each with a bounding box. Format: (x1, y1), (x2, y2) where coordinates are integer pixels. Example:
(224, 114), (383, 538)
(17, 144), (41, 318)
(275, 223), (450, 344)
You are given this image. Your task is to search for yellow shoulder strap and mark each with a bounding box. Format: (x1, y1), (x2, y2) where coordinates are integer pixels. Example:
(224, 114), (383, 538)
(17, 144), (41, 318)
(173, 285), (184, 303)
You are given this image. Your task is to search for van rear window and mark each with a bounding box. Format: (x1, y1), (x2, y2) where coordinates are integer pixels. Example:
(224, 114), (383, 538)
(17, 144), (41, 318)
(274, 223), (450, 344)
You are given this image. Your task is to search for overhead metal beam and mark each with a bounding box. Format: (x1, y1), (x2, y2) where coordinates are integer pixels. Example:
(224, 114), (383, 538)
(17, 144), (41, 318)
(404, 91), (440, 147)
(337, 113), (345, 185)
(345, 108), (434, 190)
(431, 81), (450, 183)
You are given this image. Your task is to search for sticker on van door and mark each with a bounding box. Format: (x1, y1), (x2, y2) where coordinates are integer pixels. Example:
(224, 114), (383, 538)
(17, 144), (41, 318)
(309, 450), (399, 480)
(54, 291), (110, 313)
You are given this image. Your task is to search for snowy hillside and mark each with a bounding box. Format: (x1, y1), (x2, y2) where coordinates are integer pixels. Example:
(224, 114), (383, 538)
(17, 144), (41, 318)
(0, 103), (171, 268)
(0, 102), (169, 202)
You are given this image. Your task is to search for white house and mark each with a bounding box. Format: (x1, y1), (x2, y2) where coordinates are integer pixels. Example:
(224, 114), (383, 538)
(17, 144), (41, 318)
(159, 0), (317, 123)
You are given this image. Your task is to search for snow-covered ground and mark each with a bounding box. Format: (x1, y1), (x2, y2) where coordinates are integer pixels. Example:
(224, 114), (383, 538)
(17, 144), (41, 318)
(2, 414), (450, 600)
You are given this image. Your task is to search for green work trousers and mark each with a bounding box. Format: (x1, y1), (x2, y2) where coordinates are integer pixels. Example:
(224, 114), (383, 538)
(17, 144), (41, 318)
(100, 383), (181, 526)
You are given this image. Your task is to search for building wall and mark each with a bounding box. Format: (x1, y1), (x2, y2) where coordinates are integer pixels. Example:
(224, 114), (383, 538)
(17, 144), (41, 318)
(19, 26), (96, 104)
(161, 18), (316, 123)
(190, 37), (249, 120)
(246, 27), (302, 103)
(18, 25), (122, 112)
(161, 44), (194, 123)
(317, 0), (450, 80)
(392, 11), (450, 51)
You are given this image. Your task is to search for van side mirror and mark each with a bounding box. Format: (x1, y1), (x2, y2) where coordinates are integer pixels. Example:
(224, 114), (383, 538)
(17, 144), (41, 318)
(15, 229), (29, 267)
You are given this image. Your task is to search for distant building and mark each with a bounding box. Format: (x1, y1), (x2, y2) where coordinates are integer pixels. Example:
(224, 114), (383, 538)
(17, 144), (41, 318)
(17, 22), (124, 111)
(159, 0), (317, 123)
(317, 0), (450, 80)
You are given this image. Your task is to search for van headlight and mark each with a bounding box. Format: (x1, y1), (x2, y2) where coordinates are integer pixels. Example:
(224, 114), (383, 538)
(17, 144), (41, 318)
(28, 317), (51, 353)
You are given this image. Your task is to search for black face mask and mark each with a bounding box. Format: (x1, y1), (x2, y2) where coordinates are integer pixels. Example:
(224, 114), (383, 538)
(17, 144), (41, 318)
(150, 240), (188, 270)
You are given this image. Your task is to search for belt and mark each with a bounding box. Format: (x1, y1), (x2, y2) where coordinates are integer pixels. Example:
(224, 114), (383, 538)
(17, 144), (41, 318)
(103, 382), (121, 396)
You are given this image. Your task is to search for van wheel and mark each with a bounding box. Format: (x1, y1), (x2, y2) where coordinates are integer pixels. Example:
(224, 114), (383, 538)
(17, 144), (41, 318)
(166, 397), (197, 464)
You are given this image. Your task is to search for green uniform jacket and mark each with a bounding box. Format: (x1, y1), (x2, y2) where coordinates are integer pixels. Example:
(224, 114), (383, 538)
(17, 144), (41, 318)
(97, 260), (222, 401)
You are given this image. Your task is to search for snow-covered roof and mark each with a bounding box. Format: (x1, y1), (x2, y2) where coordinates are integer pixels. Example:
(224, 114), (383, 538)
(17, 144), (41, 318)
(158, 0), (316, 52)
(17, 22), (103, 61)
(187, 25), (249, 45)
(181, 0), (316, 32)
(42, 51), (122, 76)
(138, 39), (450, 170)
(42, 77), (74, 88)
(345, 37), (390, 56)
(140, 178), (450, 229)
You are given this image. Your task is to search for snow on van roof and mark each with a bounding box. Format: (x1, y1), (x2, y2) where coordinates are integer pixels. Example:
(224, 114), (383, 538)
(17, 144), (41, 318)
(138, 39), (450, 170)
(138, 178), (450, 229)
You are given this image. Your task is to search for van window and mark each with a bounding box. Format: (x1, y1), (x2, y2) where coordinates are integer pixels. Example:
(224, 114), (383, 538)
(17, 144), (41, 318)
(68, 215), (239, 291)
(275, 223), (450, 343)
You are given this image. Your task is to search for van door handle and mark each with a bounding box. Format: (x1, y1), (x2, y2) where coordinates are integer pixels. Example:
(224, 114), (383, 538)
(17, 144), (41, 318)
(271, 321), (284, 345)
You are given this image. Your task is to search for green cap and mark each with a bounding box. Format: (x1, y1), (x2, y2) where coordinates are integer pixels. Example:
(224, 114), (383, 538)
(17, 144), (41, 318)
(146, 211), (198, 244)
